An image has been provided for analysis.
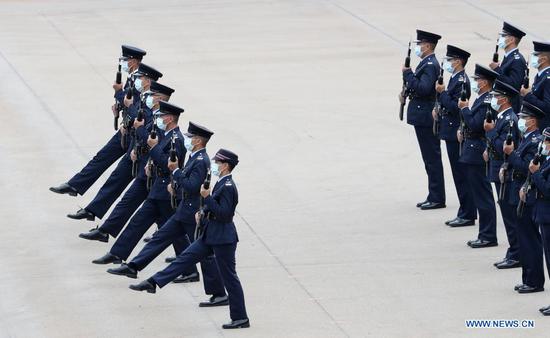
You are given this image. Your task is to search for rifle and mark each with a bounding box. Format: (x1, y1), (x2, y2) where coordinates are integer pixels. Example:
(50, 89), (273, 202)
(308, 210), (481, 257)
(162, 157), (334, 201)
(146, 124), (157, 191)
(499, 120), (514, 201)
(517, 142), (543, 217)
(194, 169), (211, 240)
(433, 61), (444, 136)
(493, 38), (499, 63)
(131, 100), (145, 177)
(114, 63), (122, 130)
(484, 98), (494, 176)
(458, 82), (468, 157)
(169, 133), (178, 210)
(120, 75), (134, 149)
(399, 40), (412, 121)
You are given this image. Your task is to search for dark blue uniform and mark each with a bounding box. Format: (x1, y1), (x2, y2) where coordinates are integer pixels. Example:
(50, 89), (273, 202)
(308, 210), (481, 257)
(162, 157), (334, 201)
(109, 127), (186, 261)
(67, 83), (140, 195)
(152, 174), (248, 321)
(129, 149), (226, 296)
(524, 67), (550, 129)
(509, 130), (543, 287)
(439, 70), (475, 220)
(532, 156), (550, 284)
(404, 54), (445, 204)
(459, 92), (497, 241)
(487, 108), (520, 259)
(494, 49), (527, 113)
(98, 120), (156, 238)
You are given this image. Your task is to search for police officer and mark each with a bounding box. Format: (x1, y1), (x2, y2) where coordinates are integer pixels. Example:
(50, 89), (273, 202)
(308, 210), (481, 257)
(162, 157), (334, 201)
(129, 149), (250, 329)
(92, 101), (186, 265)
(402, 29), (445, 210)
(435, 45), (475, 226)
(472, 81), (520, 263)
(489, 22), (527, 114)
(50, 45), (145, 197)
(79, 81), (175, 242)
(521, 41), (550, 130)
(66, 63), (163, 221)
(530, 128), (550, 315)
(457, 65), (498, 244)
(506, 102), (544, 293)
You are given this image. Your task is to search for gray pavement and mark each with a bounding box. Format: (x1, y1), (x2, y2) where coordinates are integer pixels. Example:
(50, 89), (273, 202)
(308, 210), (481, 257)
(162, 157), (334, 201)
(1, 0), (550, 336)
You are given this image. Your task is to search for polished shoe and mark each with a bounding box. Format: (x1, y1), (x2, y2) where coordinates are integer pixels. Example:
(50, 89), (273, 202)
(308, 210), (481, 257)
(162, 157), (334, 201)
(416, 200), (428, 208)
(129, 280), (156, 293)
(79, 227), (108, 242)
(49, 183), (78, 196)
(67, 208), (95, 221)
(173, 272), (199, 283)
(468, 239), (498, 248)
(517, 285), (544, 294)
(448, 218), (475, 227)
(92, 253), (122, 265)
(199, 295), (229, 307)
(107, 263), (137, 279)
(495, 259), (521, 269)
(543, 308), (550, 316)
(539, 305), (550, 313)
(420, 202), (446, 210)
(222, 318), (250, 329)
(165, 256), (177, 263)
(493, 258), (506, 267)
(445, 217), (458, 225)
(514, 284), (526, 291)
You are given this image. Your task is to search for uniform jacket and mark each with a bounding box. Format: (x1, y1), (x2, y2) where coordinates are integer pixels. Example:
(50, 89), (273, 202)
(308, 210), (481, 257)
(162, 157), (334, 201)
(202, 174), (239, 245)
(403, 54), (440, 127)
(439, 70), (470, 141)
(494, 48), (527, 112)
(487, 108), (519, 183)
(532, 157), (550, 224)
(173, 148), (210, 223)
(507, 129), (542, 205)
(524, 67), (550, 128)
(459, 92), (489, 165)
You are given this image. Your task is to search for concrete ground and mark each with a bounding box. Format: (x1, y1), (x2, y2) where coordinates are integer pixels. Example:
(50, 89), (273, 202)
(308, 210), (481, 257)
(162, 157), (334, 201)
(1, 0), (549, 337)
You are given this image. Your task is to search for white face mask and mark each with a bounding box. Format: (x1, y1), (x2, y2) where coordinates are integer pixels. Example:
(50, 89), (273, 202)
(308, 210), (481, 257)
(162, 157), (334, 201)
(542, 143), (550, 156)
(211, 162), (220, 176)
(121, 60), (129, 73)
(155, 117), (167, 131)
(498, 35), (508, 49)
(414, 45), (422, 57)
(146, 95), (154, 109)
(518, 118), (528, 134)
(184, 136), (194, 152)
(134, 78), (143, 92)
(443, 60), (454, 74)
(530, 54), (540, 68)
(470, 81), (480, 94)
(490, 96), (501, 111)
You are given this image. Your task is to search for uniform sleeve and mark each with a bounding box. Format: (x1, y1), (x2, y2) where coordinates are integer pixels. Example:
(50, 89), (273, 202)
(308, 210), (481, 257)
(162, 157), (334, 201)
(493, 121), (519, 156)
(494, 59), (526, 90)
(462, 105), (485, 133)
(204, 186), (236, 220)
(509, 143), (538, 174)
(150, 137), (186, 173)
(532, 169), (550, 196)
(174, 160), (208, 193)
(404, 65), (438, 97)
(523, 83), (550, 114)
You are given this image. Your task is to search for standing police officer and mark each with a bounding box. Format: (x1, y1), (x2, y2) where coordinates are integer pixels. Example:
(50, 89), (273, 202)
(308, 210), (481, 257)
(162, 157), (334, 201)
(489, 22), (527, 114)
(457, 65), (498, 244)
(129, 149), (250, 330)
(521, 41), (550, 130)
(402, 30), (445, 210)
(435, 45), (475, 226)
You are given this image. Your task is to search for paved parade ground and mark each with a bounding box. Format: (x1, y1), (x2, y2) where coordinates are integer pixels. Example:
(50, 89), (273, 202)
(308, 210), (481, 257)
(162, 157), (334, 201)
(2, 0), (550, 336)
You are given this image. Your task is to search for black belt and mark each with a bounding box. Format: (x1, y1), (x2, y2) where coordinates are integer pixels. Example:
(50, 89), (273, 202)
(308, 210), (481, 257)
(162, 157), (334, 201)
(512, 171), (527, 181)
(408, 94), (436, 101)
(464, 131), (484, 139)
(206, 213), (233, 223)
(536, 192), (550, 201)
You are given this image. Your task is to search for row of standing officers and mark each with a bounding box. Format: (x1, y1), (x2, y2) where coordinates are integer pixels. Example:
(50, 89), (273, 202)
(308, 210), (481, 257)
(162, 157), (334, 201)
(401, 22), (550, 316)
(49, 45), (250, 329)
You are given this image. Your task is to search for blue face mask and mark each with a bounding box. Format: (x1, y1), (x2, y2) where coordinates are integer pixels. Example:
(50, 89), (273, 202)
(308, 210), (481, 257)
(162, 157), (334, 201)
(211, 162), (220, 176)
(470, 81), (480, 94)
(498, 36), (508, 49)
(134, 78), (143, 92)
(518, 118), (528, 134)
(146, 95), (154, 109)
(531, 54), (540, 68)
(121, 60), (129, 73)
(155, 117), (166, 131)
(414, 45), (422, 57)
(443, 60), (454, 74)
(184, 136), (194, 152)
(490, 96), (501, 111)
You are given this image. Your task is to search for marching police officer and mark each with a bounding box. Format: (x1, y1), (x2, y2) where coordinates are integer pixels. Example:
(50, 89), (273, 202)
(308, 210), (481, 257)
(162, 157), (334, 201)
(489, 22), (527, 114)
(457, 65), (498, 243)
(435, 45), (475, 226)
(67, 63), (162, 221)
(79, 81), (175, 242)
(129, 148), (250, 329)
(50, 45), (145, 197)
(402, 30), (446, 210)
(92, 101), (186, 265)
(521, 41), (550, 130)
(507, 102), (544, 293)
(530, 128), (550, 315)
